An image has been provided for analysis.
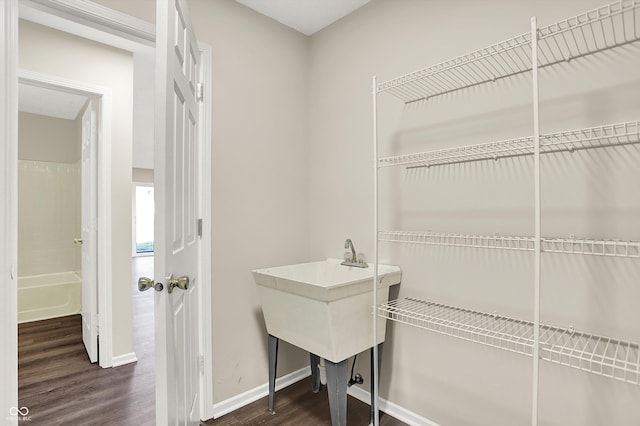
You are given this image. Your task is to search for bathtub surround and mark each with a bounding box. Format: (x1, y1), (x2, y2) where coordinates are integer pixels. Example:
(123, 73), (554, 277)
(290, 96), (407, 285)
(17, 272), (81, 323)
(18, 160), (81, 276)
(18, 110), (83, 324)
(17, 161), (82, 323)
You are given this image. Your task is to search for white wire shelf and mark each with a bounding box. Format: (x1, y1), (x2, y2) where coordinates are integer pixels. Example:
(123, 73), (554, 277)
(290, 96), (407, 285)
(542, 237), (640, 258)
(378, 297), (640, 385)
(378, 120), (640, 168)
(377, 0), (640, 103)
(378, 231), (536, 251)
(379, 231), (640, 258)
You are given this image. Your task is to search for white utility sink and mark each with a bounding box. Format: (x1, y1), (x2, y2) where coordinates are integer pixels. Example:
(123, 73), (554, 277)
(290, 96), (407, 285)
(253, 259), (401, 363)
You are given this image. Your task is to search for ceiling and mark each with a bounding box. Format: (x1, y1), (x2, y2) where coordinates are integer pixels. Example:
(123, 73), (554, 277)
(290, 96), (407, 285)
(234, 0), (371, 36)
(19, 83), (88, 120)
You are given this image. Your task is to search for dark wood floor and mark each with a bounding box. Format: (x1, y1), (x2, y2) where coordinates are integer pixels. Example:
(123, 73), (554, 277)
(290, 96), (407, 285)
(18, 256), (156, 425)
(19, 256), (406, 425)
(204, 377), (407, 426)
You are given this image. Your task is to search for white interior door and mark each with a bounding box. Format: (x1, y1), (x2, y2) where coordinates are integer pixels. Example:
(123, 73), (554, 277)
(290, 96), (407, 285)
(155, 0), (201, 423)
(81, 99), (98, 363)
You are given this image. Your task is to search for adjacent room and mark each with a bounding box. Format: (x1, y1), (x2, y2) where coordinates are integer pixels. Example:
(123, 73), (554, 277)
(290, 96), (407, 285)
(3, 0), (640, 425)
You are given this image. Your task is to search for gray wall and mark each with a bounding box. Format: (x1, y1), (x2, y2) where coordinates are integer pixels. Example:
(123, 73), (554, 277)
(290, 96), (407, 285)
(188, 0), (312, 403)
(308, 0), (640, 424)
(55, 0), (640, 423)
(132, 168), (154, 183)
(18, 112), (80, 163)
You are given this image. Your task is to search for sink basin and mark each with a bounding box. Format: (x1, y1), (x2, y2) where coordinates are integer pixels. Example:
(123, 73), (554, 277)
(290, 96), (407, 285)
(253, 259), (401, 363)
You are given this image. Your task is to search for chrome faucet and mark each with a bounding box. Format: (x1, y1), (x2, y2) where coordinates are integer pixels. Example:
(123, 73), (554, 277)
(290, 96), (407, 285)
(345, 239), (356, 261)
(341, 238), (368, 268)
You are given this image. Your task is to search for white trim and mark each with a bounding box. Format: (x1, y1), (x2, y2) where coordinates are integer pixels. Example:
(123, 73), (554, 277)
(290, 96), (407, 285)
(21, 0), (154, 44)
(212, 367), (311, 419)
(97, 87), (113, 368)
(347, 386), (441, 426)
(111, 352), (138, 367)
(18, 69), (114, 368)
(1, 0), (19, 422)
(197, 41), (214, 422)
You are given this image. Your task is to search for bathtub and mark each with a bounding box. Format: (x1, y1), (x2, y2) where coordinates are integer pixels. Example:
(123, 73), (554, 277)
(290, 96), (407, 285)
(18, 272), (81, 323)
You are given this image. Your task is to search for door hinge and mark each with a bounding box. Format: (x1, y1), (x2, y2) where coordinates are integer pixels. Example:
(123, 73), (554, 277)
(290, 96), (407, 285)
(94, 314), (100, 335)
(196, 83), (204, 102)
(199, 355), (205, 376)
(197, 218), (203, 238)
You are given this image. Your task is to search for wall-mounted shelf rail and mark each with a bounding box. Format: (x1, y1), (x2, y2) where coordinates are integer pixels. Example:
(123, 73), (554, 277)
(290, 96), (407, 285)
(378, 297), (640, 386)
(378, 120), (640, 169)
(376, 1), (640, 104)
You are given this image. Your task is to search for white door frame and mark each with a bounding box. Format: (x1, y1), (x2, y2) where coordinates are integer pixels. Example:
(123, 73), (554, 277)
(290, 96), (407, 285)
(1, 0), (19, 422)
(5, 0), (214, 421)
(18, 69), (114, 368)
(198, 41), (214, 421)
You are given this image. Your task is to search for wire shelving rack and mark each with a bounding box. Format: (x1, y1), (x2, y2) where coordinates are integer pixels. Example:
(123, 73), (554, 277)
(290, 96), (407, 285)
(372, 1), (640, 425)
(378, 298), (640, 386)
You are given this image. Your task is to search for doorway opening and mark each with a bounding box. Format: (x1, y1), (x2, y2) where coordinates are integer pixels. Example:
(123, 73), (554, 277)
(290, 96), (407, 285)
(17, 70), (114, 369)
(17, 88), (86, 326)
(133, 183), (154, 256)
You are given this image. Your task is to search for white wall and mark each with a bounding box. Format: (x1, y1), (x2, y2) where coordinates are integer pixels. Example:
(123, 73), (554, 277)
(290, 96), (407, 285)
(309, 0), (640, 424)
(18, 20), (135, 359)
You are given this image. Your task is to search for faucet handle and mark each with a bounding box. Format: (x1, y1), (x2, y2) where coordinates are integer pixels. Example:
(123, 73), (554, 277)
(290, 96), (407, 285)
(356, 253), (366, 264)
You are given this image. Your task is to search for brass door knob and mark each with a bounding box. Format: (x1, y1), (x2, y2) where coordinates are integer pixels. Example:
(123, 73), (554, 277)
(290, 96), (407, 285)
(138, 277), (164, 292)
(167, 274), (189, 293)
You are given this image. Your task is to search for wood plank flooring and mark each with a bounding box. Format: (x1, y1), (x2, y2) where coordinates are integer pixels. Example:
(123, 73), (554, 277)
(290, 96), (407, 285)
(18, 256), (407, 425)
(204, 377), (407, 426)
(18, 256), (156, 425)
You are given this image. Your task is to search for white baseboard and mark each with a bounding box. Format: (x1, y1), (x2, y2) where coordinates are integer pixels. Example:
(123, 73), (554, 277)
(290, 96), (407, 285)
(111, 352), (137, 367)
(347, 385), (440, 426)
(211, 366), (311, 419)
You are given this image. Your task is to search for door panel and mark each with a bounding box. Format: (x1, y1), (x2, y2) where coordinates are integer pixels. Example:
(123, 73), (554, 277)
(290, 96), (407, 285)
(81, 99), (98, 363)
(156, 0), (201, 423)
